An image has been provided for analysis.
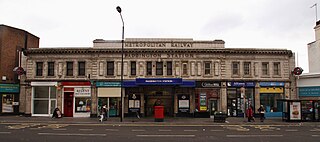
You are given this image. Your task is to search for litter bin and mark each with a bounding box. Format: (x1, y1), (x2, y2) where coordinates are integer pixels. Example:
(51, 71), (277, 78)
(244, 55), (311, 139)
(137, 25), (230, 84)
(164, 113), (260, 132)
(214, 111), (227, 123)
(154, 106), (164, 122)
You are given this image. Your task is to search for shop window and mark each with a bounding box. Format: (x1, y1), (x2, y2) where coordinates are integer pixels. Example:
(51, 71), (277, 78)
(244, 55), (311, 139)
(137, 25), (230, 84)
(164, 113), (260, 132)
(262, 62), (269, 76)
(273, 62), (281, 76)
(156, 62), (163, 75)
(36, 62), (43, 76)
(66, 61), (73, 76)
(146, 61), (152, 75)
(232, 62), (239, 76)
(75, 98), (91, 113)
(131, 61), (136, 75)
(204, 62), (211, 75)
(166, 61), (172, 76)
(47, 62), (55, 76)
(107, 61), (114, 75)
(78, 61), (86, 76)
(2, 94), (14, 113)
(243, 62), (251, 76)
(33, 86), (57, 115)
(260, 93), (282, 112)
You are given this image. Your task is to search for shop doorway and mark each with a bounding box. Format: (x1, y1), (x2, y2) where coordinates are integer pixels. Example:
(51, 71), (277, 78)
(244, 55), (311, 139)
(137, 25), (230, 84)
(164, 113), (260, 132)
(64, 92), (73, 117)
(227, 98), (237, 116)
(209, 100), (218, 116)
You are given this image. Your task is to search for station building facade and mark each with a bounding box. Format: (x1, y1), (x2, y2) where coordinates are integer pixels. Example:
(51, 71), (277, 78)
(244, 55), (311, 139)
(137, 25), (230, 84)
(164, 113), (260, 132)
(21, 38), (296, 118)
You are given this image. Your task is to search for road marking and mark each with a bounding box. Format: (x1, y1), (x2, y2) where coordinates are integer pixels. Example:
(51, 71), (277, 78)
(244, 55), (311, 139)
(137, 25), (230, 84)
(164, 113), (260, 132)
(312, 135), (319, 137)
(79, 129), (93, 131)
(38, 133), (106, 137)
(105, 129), (119, 131)
(132, 129), (145, 132)
(158, 129), (172, 132)
(210, 130), (224, 132)
(285, 129), (298, 132)
(53, 128), (67, 131)
(0, 132), (11, 134)
(310, 128), (320, 132)
(226, 135), (283, 138)
(184, 130), (198, 132)
(137, 134), (195, 137)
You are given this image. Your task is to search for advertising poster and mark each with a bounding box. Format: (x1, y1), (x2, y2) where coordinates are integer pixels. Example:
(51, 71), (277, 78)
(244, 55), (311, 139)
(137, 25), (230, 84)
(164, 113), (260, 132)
(290, 102), (301, 120)
(199, 93), (207, 111)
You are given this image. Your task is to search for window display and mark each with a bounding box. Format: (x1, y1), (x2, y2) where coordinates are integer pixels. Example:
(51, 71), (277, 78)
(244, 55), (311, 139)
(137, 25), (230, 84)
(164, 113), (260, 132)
(75, 98), (91, 112)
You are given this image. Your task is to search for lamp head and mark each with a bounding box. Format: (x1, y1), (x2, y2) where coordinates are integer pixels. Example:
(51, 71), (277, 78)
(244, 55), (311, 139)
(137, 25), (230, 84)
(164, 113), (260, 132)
(116, 6), (122, 13)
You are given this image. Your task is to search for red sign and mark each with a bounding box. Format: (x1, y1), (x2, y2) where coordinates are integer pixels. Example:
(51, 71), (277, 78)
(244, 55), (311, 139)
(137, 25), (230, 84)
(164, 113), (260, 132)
(292, 67), (303, 75)
(61, 82), (91, 86)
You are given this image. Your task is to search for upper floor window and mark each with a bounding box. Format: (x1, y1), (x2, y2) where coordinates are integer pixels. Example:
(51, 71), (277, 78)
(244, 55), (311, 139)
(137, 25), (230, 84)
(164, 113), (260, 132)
(47, 62), (55, 76)
(36, 62), (43, 76)
(182, 62), (188, 75)
(204, 62), (211, 75)
(166, 61), (172, 76)
(78, 61), (86, 76)
(131, 61), (136, 76)
(107, 61), (114, 76)
(66, 62), (73, 76)
(243, 62), (251, 75)
(262, 62), (269, 75)
(156, 62), (163, 75)
(273, 62), (281, 76)
(232, 62), (240, 75)
(146, 61), (152, 76)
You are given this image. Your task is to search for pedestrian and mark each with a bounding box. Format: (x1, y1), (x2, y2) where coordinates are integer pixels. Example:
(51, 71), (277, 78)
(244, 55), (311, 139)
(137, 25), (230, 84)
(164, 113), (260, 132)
(246, 105), (254, 122)
(258, 105), (265, 122)
(52, 108), (62, 118)
(99, 105), (107, 122)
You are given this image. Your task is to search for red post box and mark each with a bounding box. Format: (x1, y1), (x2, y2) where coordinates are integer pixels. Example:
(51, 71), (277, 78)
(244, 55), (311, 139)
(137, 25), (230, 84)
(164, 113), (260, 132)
(154, 106), (164, 122)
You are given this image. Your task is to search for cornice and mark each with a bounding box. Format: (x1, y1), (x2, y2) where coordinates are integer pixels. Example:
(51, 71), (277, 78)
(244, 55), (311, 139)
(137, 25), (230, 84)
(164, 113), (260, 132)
(25, 48), (293, 57)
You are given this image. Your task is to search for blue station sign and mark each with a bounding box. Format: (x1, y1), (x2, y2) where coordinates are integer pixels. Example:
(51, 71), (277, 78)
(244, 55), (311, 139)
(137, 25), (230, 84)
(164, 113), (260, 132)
(227, 82), (255, 87)
(260, 82), (285, 87)
(136, 78), (183, 85)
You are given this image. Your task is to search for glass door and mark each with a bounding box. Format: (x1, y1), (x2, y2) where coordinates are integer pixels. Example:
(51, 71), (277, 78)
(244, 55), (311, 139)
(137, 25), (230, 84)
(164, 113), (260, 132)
(2, 94), (14, 113)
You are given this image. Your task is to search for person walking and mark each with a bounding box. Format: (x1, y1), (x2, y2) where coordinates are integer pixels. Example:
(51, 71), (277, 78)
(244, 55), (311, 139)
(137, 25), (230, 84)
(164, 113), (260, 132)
(246, 105), (254, 122)
(99, 105), (107, 122)
(258, 105), (265, 122)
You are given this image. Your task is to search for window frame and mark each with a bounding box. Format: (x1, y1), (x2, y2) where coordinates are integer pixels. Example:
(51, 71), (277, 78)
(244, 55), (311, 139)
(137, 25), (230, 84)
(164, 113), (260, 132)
(66, 62), (74, 76)
(273, 62), (281, 76)
(131, 61), (136, 76)
(146, 61), (152, 76)
(47, 62), (55, 76)
(107, 61), (114, 76)
(166, 61), (172, 76)
(36, 62), (43, 76)
(78, 61), (86, 76)
(232, 62), (240, 76)
(204, 62), (211, 75)
(262, 62), (269, 76)
(243, 62), (251, 76)
(156, 62), (163, 75)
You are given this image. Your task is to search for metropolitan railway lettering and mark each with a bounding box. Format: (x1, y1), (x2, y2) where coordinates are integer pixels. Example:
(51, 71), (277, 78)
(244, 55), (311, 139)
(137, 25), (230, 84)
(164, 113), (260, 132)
(125, 42), (192, 47)
(125, 53), (195, 58)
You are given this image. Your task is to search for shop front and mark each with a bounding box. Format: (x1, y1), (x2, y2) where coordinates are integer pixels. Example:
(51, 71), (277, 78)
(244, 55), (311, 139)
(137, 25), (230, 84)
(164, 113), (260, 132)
(0, 84), (20, 115)
(31, 82), (57, 117)
(96, 81), (121, 117)
(298, 86), (320, 121)
(61, 82), (91, 117)
(227, 82), (255, 117)
(259, 82), (285, 117)
(194, 81), (220, 118)
(124, 78), (195, 118)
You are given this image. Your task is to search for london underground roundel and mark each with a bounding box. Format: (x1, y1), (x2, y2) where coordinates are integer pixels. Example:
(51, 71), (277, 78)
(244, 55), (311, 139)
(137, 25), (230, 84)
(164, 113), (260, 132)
(292, 67), (303, 75)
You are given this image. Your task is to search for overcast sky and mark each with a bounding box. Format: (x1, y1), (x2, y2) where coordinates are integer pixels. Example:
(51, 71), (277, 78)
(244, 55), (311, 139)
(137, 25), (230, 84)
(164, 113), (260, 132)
(0, 0), (318, 73)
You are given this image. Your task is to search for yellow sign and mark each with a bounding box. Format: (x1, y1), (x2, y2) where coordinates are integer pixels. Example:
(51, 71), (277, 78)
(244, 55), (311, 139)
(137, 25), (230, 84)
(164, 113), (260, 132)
(260, 87), (283, 93)
(200, 106), (207, 111)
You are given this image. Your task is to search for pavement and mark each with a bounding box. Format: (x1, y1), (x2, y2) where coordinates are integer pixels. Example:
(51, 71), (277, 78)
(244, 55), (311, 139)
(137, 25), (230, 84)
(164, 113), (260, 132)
(1, 115), (318, 126)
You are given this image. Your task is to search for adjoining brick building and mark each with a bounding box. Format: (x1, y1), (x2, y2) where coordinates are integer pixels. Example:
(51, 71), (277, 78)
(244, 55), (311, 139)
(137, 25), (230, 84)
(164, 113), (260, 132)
(0, 24), (39, 115)
(23, 38), (296, 118)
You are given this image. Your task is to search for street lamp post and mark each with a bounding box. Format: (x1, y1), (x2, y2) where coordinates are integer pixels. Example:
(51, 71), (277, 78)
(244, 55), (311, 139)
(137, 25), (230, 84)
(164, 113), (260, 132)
(116, 6), (124, 122)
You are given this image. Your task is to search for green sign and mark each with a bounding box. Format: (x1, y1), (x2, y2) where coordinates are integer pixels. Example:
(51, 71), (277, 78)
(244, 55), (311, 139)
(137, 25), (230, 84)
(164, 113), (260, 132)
(95, 82), (121, 87)
(0, 84), (19, 93)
